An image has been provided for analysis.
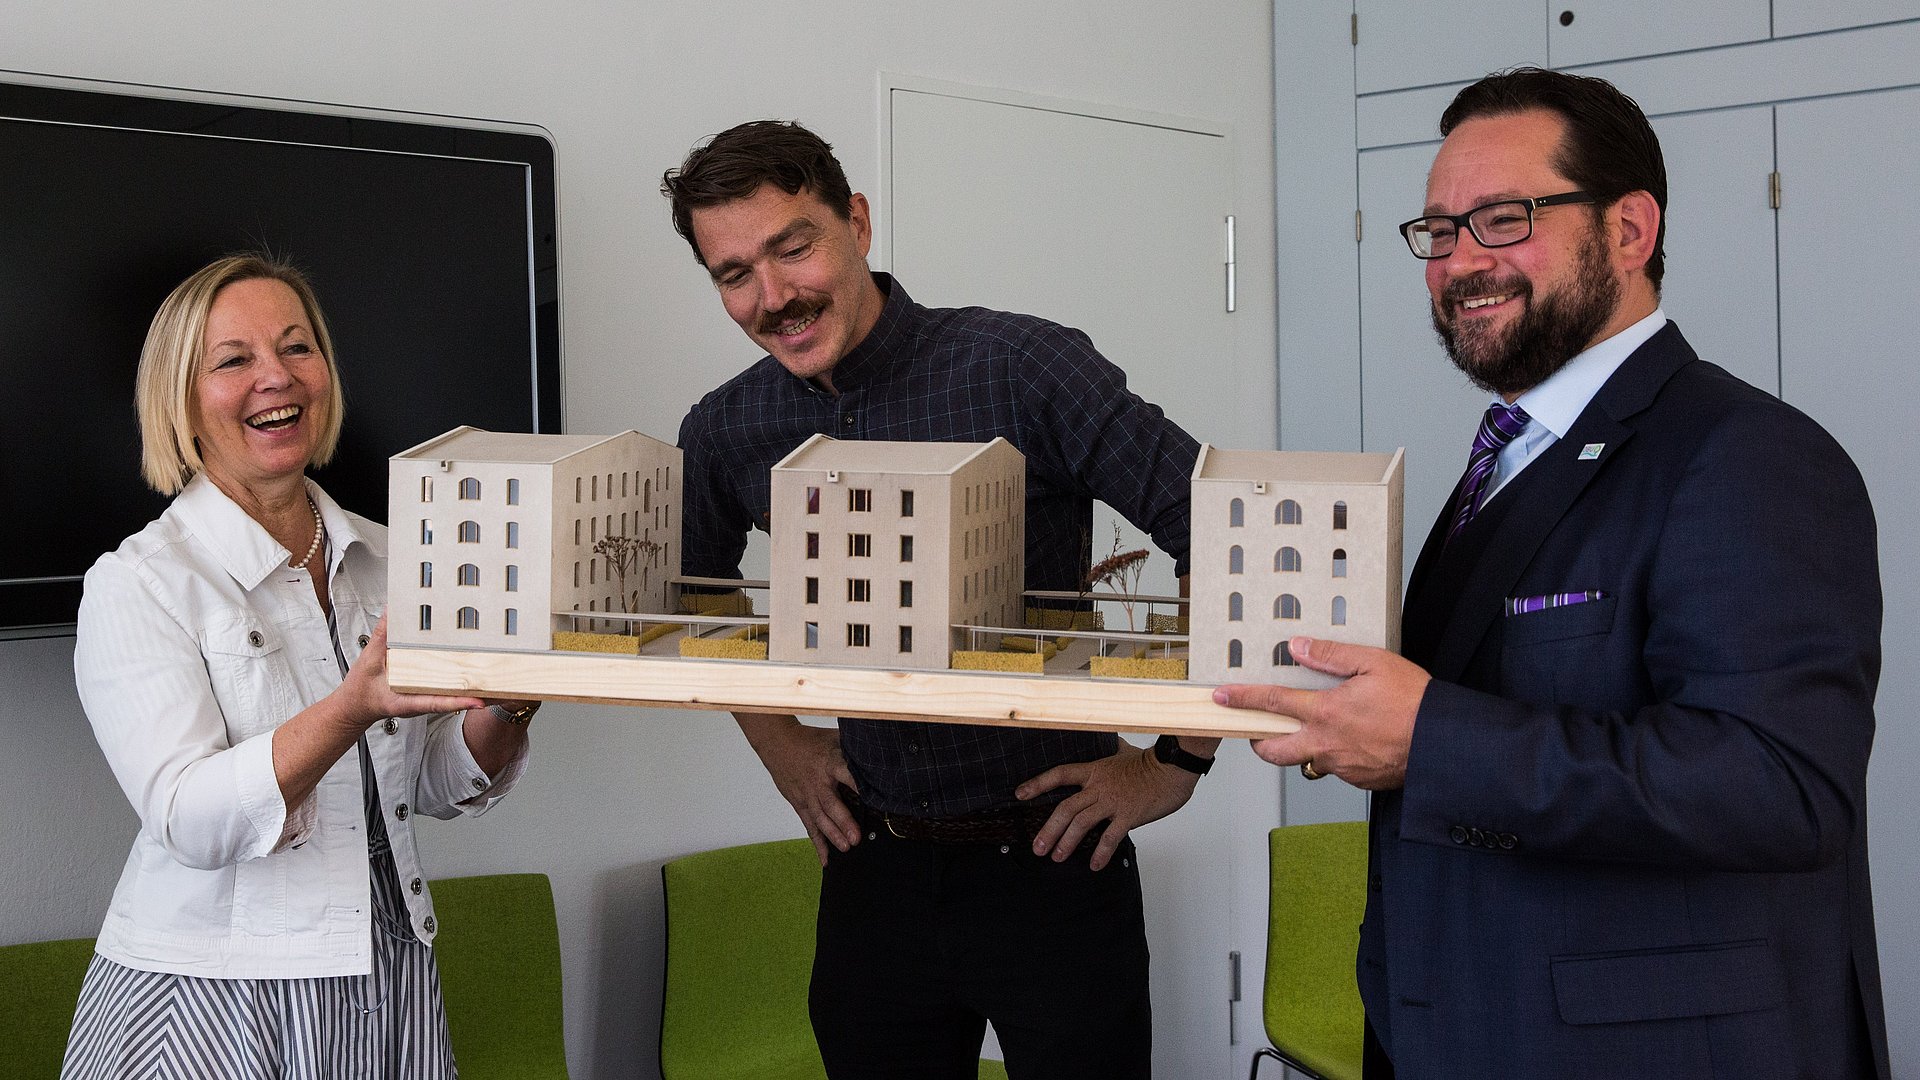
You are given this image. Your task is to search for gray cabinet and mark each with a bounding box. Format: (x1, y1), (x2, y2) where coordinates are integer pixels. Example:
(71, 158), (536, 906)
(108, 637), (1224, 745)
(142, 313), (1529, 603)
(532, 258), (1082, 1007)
(1775, 0), (1920, 35)
(1354, 0), (1544, 95)
(1548, 0), (1770, 67)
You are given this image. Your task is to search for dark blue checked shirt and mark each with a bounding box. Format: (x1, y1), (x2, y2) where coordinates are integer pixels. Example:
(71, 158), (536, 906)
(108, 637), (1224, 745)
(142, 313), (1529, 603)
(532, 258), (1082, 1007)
(678, 274), (1199, 817)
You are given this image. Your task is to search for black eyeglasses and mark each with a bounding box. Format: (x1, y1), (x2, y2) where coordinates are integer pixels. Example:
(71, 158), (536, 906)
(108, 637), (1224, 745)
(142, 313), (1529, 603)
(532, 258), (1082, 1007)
(1398, 191), (1595, 259)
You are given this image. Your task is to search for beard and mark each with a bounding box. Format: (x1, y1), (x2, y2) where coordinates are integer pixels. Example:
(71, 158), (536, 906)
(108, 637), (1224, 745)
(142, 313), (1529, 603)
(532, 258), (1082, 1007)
(1431, 224), (1621, 398)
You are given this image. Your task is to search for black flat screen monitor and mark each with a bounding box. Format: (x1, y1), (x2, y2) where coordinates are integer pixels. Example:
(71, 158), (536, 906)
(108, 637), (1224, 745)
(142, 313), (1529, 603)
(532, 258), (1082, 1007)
(0, 80), (561, 635)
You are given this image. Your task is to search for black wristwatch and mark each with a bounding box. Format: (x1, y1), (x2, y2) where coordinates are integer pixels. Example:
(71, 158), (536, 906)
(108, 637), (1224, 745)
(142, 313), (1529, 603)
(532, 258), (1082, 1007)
(1152, 734), (1214, 776)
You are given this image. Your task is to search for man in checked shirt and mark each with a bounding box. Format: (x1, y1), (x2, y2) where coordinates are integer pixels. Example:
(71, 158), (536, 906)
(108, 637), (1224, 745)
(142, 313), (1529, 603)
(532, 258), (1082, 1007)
(663, 119), (1218, 1079)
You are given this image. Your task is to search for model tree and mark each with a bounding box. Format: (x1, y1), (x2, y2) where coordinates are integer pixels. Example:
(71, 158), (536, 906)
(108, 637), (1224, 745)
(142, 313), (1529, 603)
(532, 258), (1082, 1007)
(1083, 523), (1150, 632)
(594, 535), (661, 629)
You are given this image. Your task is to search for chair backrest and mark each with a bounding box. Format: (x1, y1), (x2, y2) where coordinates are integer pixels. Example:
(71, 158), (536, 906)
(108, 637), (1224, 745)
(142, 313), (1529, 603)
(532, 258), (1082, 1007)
(1264, 820), (1369, 1080)
(430, 872), (569, 1080)
(659, 837), (825, 1080)
(0, 935), (97, 1080)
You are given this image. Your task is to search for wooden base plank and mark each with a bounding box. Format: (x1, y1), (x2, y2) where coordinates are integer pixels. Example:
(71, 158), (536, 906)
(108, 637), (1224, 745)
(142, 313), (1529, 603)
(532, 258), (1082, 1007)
(389, 647), (1298, 739)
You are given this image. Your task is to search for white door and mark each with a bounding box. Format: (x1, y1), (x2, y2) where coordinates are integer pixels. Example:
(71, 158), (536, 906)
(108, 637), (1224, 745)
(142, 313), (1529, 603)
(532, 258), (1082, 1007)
(888, 81), (1258, 1078)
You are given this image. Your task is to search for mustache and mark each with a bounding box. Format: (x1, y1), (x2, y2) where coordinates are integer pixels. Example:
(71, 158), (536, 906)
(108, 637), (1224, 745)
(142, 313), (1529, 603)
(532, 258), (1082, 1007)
(756, 298), (825, 335)
(1440, 272), (1530, 309)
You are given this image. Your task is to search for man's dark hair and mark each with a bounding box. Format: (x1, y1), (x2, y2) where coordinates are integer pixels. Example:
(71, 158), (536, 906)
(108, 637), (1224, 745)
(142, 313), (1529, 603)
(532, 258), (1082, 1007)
(661, 120), (855, 267)
(1441, 67), (1667, 290)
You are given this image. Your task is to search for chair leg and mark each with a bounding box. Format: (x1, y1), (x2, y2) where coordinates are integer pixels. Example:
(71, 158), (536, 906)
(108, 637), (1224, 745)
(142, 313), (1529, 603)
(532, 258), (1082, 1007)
(1250, 1046), (1281, 1080)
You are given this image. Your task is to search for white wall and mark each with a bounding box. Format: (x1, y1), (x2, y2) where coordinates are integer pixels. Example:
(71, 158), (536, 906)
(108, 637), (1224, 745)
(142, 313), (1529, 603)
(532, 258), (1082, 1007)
(0, 4), (1276, 1078)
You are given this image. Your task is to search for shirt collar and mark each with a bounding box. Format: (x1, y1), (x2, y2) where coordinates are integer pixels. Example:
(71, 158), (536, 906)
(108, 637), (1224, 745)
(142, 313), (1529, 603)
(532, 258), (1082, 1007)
(1511, 307), (1668, 439)
(814, 272), (916, 393)
(171, 472), (374, 590)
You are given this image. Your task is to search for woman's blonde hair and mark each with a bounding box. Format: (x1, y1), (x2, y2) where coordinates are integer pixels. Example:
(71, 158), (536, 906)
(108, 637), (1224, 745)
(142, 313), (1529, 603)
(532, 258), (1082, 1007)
(135, 254), (345, 494)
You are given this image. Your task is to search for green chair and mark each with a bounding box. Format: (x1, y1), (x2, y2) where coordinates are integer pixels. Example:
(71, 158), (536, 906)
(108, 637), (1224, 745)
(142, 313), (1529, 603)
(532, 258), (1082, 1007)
(0, 935), (96, 1079)
(660, 837), (1007, 1080)
(430, 872), (569, 1079)
(1249, 821), (1368, 1080)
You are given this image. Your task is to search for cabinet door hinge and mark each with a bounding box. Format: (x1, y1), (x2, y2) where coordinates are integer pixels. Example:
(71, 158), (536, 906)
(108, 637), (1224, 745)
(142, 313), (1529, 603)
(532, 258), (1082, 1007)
(1224, 215), (1238, 313)
(1355, 208), (1364, 244)
(1768, 170), (1783, 210)
(1351, 13), (1359, 45)
(1228, 950), (1243, 1045)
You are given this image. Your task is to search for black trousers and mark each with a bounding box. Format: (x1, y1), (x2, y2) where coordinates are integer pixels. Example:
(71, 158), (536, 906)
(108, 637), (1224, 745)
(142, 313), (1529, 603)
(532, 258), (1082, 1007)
(808, 825), (1153, 1080)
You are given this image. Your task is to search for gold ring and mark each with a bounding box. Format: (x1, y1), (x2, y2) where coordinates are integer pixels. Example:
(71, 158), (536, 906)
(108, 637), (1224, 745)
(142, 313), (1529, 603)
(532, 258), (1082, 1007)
(1300, 760), (1325, 781)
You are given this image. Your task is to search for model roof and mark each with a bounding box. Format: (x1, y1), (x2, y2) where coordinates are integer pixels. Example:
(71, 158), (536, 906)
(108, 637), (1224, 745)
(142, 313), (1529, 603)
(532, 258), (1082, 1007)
(773, 434), (1015, 475)
(393, 426), (659, 465)
(1193, 445), (1404, 487)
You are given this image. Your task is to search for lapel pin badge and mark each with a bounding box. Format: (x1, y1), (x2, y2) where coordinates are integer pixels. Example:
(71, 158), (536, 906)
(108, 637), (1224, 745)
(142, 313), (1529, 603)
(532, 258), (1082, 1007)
(1578, 443), (1605, 461)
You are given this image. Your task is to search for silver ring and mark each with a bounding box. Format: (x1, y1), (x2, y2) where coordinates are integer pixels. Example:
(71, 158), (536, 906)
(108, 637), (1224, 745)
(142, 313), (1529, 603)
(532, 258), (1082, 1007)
(1300, 760), (1325, 781)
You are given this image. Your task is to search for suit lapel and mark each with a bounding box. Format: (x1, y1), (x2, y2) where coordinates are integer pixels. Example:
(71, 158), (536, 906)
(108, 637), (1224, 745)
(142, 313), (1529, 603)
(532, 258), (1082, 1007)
(1410, 323), (1700, 681)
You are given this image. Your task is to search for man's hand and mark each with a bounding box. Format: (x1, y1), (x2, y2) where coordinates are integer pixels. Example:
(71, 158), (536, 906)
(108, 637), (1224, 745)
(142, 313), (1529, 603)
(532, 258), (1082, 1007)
(1214, 636), (1429, 791)
(735, 713), (860, 864)
(1015, 741), (1210, 871)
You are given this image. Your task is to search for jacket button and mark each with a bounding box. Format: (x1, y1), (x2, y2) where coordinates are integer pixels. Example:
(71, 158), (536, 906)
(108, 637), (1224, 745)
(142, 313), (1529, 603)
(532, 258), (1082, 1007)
(359, 634), (371, 648)
(383, 718), (398, 735)
(395, 803), (410, 821)
(411, 877), (423, 895)
(1499, 833), (1518, 850)
(1369, 873), (1383, 892)
(1449, 825), (1469, 845)
(1468, 827), (1486, 847)
(423, 915), (436, 934)
(248, 630), (264, 648)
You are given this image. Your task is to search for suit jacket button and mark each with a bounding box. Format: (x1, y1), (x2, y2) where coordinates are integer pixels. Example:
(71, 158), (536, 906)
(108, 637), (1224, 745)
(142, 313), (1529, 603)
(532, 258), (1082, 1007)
(1499, 833), (1518, 850)
(1449, 826), (1469, 845)
(1369, 874), (1383, 892)
(1468, 827), (1487, 847)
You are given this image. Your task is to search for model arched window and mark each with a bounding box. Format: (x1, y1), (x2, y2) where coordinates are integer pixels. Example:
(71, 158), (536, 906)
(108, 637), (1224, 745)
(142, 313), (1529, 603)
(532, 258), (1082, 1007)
(1275, 641), (1295, 666)
(456, 607), (479, 629)
(421, 521), (433, 545)
(1333, 548), (1348, 577)
(1229, 545), (1244, 574)
(419, 605), (432, 631)
(644, 478), (653, 513)
(1229, 498), (1244, 527)
(504, 609), (518, 635)
(507, 478), (520, 505)
(1228, 639), (1243, 668)
(505, 565), (519, 592)
(507, 521), (520, 549)
(1333, 501), (1348, 529)
(419, 562), (432, 587)
(1229, 592), (1243, 621)
(457, 564), (479, 587)
(1277, 499), (1302, 525)
(1332, 596), (1348, 625)
(1276, 594), (1301, 620)
(458, 520), (479, 543)
(459, 477), (481, 500)
(1276, 546), (1301, 572)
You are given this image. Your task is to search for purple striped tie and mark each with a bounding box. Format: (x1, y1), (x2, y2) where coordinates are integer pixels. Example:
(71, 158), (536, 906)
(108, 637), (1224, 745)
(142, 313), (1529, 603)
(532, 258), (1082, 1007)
(1448, 402), (1532, 540)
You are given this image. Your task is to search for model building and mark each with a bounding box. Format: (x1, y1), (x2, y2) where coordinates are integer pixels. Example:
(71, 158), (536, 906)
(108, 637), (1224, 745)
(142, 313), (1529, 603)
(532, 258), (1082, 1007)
(387, 426), (680, 650)
(1186, 445), (1404, 687)
(767, 435), (1025, 670)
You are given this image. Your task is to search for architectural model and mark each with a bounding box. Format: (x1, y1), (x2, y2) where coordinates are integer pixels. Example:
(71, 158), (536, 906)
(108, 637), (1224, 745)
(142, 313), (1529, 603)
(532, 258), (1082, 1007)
(1187, 445), (1404, 688)
(387, 426), (680, 651)
(768, 435), (1025, 669)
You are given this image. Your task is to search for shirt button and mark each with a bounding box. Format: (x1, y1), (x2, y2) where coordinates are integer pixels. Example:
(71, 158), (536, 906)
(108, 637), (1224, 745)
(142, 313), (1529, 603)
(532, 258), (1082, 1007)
(920, 800), (930, 809)
(359, 634), (370, 648)
(842, 413), (856, 429)
(411, 877), (424, 895)
(423, 915), (436, 934)
(908, 743), (919, 753)
(383, 718), (399, 735)
(471, 776), (487, 790)
(395, 803), (410, 821)
(248, 630), (264, 648)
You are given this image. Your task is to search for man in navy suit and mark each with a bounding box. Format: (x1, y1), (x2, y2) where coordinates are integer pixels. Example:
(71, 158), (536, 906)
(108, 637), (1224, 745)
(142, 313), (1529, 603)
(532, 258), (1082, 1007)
(1217, 68), (1890, 1079)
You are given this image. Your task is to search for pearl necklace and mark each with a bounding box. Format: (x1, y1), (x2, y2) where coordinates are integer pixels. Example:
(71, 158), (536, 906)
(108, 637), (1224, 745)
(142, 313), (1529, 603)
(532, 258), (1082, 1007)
(289, 496), (325, 571)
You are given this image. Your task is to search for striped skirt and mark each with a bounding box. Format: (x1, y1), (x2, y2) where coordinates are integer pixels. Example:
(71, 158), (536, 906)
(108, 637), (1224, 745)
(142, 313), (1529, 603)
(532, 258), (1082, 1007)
(60, 852), (454, 1080)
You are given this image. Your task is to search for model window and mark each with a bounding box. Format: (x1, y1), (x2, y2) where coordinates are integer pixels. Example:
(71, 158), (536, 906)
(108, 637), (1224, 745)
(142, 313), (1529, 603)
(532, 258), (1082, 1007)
(1229, 592), (1243, 621)
(589, 560), (596, 584)
(849, 534), (872, 558)
(849, 488), (871, 512)
(420, 562), (433, 587)
(1277, 594), (1302, 620)
(1228, 639), (1243, 668)
(622, 472), (629, 498)
(459, 477), (481, 500)
(457, 607), (479, 630)
(900, 580), (913, 608)
(507, 478), (519, 505)
(901, 489), (915, 517)
(848, 624), (870, 648)
(806, 532), (820, 559)
(505, 565), (519, 592)
(1229, 545), (1244, 574)
(459, 520), (479, 543)
(1277, 499), (1302, 525)
(1277, 546), (1301, 572)
(806, 486), (820, 514)
(805, 622), (819, 649)
(421, 477), (432, 502)
(507, 522), (520, 549)
(1332, 596), (1348, 626)
(575, 476), (582, 503)
(805, 577), (819, 604)
(1230, 498), (1244, 527)
(573, 562), (580, 588)
(421, 520), (433, 545)
(899, 626), (913, 653)
(1333, 548), (1347, 578)
(1333, 501), (1348, 530)
(505, 609), (518, 635)
(419, 605), (432, 631)
(458, 563), (480, 587)
(591, 475), (598, 502)
(644, 478), (653, 514)
(901, 535), (914, 563)
(848, 579), (871, 603)
(1276, 641), (1296, 666)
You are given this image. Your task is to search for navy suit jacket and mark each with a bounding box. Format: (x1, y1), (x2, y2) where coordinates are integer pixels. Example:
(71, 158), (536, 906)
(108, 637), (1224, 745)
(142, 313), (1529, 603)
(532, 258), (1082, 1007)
(1364, 323), (1890, 1079)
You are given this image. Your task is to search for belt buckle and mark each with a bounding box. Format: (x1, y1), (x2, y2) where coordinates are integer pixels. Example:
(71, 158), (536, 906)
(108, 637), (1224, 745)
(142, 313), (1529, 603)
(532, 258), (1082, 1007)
(882, 812), (909, 840)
